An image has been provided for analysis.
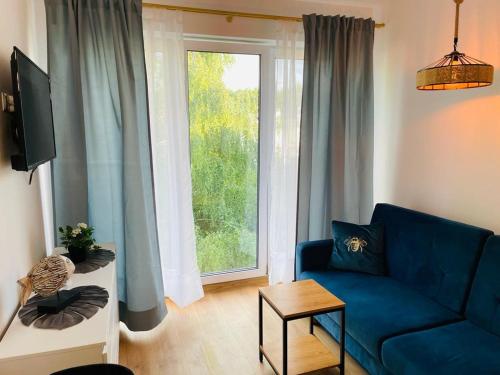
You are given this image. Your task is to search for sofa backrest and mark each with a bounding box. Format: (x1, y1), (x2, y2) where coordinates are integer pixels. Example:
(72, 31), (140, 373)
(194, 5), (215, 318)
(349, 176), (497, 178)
(466, 236), (500, 336)
(371, 204), (492, 313)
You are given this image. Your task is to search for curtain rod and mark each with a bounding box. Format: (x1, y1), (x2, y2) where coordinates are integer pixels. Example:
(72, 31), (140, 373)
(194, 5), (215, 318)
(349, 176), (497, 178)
(142, 3), (386, 29)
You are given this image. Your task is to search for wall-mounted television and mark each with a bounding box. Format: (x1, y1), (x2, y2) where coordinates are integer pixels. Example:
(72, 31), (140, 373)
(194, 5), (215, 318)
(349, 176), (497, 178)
(9, 47), (56, 171)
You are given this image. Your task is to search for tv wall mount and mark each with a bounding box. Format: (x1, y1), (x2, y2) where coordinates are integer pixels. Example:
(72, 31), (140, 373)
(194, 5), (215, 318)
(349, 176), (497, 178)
(1, 92), (14, 113)
(1, 91), (36, 185)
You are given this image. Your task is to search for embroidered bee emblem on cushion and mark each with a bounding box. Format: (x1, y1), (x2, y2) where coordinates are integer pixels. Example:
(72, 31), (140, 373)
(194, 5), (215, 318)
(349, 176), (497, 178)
(344, 237), (368, 253)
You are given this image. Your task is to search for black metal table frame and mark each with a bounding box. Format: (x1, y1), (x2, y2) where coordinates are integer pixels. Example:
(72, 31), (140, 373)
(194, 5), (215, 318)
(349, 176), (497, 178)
(258, 290), (346, 375)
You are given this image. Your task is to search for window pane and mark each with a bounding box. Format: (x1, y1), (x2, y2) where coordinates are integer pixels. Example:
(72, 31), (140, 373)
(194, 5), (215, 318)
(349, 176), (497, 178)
(187, 51), (260, 274)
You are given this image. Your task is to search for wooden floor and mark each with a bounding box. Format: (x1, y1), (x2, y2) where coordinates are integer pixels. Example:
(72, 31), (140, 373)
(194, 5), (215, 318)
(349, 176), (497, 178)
(119, 279), (366, 375)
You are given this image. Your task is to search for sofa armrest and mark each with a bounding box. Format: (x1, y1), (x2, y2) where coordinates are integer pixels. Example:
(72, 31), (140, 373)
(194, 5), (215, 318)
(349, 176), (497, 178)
(295, 239), (333, 279)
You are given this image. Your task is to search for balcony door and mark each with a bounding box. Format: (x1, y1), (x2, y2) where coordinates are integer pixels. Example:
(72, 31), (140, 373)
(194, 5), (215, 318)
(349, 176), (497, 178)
(185, 40), (272, 284)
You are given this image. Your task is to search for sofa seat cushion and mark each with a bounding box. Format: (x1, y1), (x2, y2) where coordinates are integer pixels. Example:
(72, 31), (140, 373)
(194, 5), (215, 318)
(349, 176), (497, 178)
(381, 321), (500, 375)
(299, 270), (461, 360)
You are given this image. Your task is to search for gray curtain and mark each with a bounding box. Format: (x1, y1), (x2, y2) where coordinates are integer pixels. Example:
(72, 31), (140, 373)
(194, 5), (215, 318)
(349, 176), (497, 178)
(45, 0), (166, 331)
(297, 14), (374, 242)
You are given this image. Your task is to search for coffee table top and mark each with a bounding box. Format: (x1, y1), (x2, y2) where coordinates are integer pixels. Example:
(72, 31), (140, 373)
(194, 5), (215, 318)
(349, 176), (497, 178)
(259, 279), (345, 319)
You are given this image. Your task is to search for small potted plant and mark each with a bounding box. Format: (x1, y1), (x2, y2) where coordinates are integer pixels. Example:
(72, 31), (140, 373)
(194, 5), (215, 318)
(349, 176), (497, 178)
(58, 223), (98, 263)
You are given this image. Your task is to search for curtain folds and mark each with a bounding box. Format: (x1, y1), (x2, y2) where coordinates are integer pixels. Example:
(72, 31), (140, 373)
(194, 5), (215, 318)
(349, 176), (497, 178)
(297, 14), (375, 242)
(143, 9), (204, 307)
(268, 22), (304, 285)
(45, 0), (166, 331)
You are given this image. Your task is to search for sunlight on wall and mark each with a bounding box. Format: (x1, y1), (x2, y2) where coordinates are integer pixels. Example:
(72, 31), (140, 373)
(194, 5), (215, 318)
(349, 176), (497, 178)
(375, 0), (500, 231)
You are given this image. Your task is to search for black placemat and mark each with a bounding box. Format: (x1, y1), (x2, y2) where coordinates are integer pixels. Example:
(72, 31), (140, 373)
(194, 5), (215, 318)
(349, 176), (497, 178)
(62, 249), (115, 273)
(18, 285), (109, 330)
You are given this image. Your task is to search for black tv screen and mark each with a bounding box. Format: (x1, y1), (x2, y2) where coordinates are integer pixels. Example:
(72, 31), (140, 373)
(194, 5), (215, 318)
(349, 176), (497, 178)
(10, 47), (56, 171)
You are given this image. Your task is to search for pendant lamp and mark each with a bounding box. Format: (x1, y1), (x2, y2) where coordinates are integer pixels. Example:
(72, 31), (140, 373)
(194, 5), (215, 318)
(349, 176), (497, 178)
(416, 0), (494, 91)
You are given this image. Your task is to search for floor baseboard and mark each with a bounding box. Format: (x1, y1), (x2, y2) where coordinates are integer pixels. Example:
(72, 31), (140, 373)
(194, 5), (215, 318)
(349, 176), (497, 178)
(203, 275), (269, 293)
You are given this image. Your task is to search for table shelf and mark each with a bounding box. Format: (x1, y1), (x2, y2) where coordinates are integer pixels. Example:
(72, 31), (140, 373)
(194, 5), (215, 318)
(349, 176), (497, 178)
(260, 334), (340, 375)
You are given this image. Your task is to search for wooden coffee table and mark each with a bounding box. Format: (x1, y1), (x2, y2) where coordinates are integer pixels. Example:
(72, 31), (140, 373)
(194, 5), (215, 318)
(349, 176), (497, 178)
(258, 279), (346, 375)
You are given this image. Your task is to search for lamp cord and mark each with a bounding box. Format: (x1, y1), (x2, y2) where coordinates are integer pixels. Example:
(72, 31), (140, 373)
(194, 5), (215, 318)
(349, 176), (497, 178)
(453, 0), (463, 51)
(29, 166), (38, 185)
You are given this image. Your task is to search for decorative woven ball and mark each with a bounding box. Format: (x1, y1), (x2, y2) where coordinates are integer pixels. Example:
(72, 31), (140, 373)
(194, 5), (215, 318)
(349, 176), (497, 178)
(18, 255), (76, 306)
(30, 255), (75, 297)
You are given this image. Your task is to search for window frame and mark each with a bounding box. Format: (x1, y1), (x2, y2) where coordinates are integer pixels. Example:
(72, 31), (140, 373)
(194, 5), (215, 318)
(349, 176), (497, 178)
(184, 39), (274, 285)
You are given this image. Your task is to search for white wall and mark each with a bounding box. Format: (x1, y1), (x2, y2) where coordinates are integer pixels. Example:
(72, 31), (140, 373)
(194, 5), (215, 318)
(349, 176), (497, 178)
(0, 0), (45, 336)
(375, 0), (500, 231)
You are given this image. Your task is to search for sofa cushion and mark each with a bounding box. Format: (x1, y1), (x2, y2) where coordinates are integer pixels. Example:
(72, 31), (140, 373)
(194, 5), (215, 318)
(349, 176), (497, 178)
(371, 203), (492, 313)
(299, 270), (461, 360)
(329, 220), (385, 276)
(381, 321), (500, 375)
(466, 236), (500, 336)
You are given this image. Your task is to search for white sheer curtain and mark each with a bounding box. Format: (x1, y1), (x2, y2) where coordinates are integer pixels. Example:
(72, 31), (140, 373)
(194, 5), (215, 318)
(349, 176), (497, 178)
(268, 22), (304, 285)
(143, 9), (204, 307)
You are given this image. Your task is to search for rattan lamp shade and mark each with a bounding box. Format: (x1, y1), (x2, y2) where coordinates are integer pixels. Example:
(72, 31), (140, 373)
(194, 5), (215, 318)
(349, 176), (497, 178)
(416, 0), (494, 91)
(416, 53), (494, 90)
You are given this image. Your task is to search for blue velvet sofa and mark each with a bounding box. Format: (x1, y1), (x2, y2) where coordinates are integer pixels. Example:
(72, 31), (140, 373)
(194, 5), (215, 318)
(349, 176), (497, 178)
(296, 203), (500, 374)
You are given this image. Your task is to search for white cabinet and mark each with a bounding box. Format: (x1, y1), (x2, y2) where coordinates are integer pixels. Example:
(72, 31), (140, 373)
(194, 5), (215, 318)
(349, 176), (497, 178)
(0, 244), (119, 374)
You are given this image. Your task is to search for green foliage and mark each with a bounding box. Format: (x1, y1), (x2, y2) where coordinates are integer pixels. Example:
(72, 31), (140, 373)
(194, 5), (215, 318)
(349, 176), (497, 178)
(188, 52), (258, 274)
(58, 223), (99, 250)
(195, 227), (256, 273)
